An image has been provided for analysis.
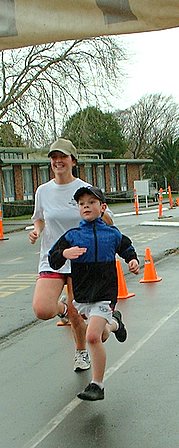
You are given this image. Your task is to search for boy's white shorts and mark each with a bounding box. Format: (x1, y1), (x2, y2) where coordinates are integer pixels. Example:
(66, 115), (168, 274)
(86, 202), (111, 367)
(73, 300), (113, 324)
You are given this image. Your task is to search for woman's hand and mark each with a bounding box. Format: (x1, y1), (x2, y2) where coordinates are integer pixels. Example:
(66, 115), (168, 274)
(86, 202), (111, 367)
(29, 219), (44, 244)
(29, 229), (40, 244)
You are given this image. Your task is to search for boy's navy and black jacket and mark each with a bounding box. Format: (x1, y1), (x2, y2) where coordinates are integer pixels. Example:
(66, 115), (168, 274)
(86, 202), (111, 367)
(48, 218), (138, 305)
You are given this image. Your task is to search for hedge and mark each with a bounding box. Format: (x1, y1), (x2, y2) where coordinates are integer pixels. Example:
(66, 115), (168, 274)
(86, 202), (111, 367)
(2, 201), (34, 218)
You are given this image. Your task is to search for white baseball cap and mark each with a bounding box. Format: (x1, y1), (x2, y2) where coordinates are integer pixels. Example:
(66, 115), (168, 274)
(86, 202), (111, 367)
(48, 138), (77, 159)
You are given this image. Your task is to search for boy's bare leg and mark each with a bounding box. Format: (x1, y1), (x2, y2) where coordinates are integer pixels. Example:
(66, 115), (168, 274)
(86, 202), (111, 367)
(86, 316), (107, 383)
(102, 320), (118, 342)
(77, 313), (126, 400)
(84, 316), (118, 382)
(102, 311), (127, 344)
(77, 316), (108, 401)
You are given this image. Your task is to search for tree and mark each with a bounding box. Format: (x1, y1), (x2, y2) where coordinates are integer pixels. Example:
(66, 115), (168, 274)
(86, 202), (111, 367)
(62, 106), (126, 157)
(144, 137), (179, 190)
(116, 93), (179, 159)
(0, 38), (127, 147)
(0, 123), (24, 147)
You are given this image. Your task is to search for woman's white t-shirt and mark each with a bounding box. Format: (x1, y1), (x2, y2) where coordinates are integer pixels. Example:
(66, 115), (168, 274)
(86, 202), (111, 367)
(32, 178), (92, 273)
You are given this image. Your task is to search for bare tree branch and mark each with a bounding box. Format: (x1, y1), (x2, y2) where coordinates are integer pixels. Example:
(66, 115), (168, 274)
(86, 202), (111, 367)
(0, 37), (127, 146)
(116, 93), (179, 158)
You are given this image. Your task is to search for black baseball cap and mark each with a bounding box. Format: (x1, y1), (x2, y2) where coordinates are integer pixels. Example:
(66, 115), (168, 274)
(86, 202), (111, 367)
(74, 186), (106, 203)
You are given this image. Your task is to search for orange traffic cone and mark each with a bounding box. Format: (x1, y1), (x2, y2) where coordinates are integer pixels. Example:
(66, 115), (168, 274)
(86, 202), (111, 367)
(140, 247), (162, 283)
(0, 209), (9, 241)
(134, 188), (139, 215)
(168, 185), (174, 209)
(158, 188), (163, 219)
(56, 319), (71, 327)
(116, 259), (135, 300)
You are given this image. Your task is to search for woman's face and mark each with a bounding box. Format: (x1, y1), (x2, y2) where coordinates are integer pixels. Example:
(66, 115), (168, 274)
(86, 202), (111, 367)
(50, 151), (75, 176)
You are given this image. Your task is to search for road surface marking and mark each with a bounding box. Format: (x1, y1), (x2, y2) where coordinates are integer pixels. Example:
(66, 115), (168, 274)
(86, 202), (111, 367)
(0, 274), (37, 298)
(0, 257), (24, 264)
(140, 221), (179, 227)
(23, 304), (179, 448)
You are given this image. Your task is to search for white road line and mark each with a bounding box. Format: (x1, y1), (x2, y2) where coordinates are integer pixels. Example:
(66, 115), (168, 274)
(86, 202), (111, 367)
(25, 225), (34, 230)
(104, 304), (179, 380)
(0, 281), (35, 285)
(0, 257), (23, 264)
(23, 304), (179, 448)
(0, 292), (12, 298)
(114, 207), (168, 217)
(140, 221), (179, 227)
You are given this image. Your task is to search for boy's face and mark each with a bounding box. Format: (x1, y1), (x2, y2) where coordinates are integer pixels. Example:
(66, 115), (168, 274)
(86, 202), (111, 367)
(78, 193), (107, 222)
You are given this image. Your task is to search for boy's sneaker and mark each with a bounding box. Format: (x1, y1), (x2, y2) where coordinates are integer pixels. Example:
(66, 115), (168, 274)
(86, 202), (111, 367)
(74, 350), (91, 372)
(112, 310), (127, 342)
(77, 383), (104, 401)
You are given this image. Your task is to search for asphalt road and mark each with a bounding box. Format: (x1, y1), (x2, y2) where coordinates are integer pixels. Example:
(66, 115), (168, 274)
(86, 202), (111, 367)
(0, 203), (179, 448)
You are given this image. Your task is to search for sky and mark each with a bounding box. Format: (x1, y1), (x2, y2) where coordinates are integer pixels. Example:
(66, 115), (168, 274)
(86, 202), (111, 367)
(110, 26), (179, 110)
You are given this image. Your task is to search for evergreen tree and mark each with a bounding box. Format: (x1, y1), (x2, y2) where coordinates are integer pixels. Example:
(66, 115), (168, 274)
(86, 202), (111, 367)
(0, 123), (24, 147)
(144, 137), (179, 190)
(62, 106), (126, 158)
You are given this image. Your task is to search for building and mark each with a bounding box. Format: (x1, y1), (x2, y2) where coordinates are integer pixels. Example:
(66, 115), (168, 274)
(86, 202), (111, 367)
(0, 147), (152, 206)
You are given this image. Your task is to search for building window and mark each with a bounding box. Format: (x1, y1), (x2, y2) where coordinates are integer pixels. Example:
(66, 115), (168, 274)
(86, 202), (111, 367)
(2, 167), (15, 202)
(85, 164), (93, 184)
(120, 164), (127, 191)
(39, 166), (49, 184)
(0, 150), (5, 159)
(110, 165), (116, 192)
(97, 165), (105, 192)
(22, 167), (33, 200)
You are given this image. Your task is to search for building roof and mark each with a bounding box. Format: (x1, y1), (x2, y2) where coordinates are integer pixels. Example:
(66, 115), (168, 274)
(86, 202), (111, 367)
(0, 158), (49, 166)
(0, 147), (153, 166)
(78, 158), (153, 164)
(0, 157), (153, 166)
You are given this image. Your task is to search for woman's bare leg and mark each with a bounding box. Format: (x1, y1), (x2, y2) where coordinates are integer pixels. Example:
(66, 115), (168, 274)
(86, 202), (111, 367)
(32, 277), (65, 320)
(66, 277), (87, 351)
(32, 276), (88, 355)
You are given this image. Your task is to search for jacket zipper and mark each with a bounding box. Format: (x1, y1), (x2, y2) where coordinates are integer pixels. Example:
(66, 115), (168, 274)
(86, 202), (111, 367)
(93, 221), (98, 261)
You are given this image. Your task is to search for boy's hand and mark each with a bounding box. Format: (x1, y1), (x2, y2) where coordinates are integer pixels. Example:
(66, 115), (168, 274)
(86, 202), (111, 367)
(128, 259), (140, 274)
(63, 246), (87, 259)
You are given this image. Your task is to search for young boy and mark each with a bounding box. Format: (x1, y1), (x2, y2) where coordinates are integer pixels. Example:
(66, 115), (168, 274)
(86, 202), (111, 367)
(48, 186), (139, 401)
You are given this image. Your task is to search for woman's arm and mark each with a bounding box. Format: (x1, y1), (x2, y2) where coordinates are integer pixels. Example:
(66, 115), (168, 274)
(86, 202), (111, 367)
(29, 219), (45, 244)
(102, 210), (113, 225)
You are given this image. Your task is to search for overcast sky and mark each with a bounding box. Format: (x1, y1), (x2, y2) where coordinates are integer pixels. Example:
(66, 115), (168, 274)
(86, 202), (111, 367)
(112, 26), (179, 110)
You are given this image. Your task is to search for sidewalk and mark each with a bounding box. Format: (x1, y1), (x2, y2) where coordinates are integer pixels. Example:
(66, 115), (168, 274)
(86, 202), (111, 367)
(3, 202), (179, 235)
(3, 219), (32, 234)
